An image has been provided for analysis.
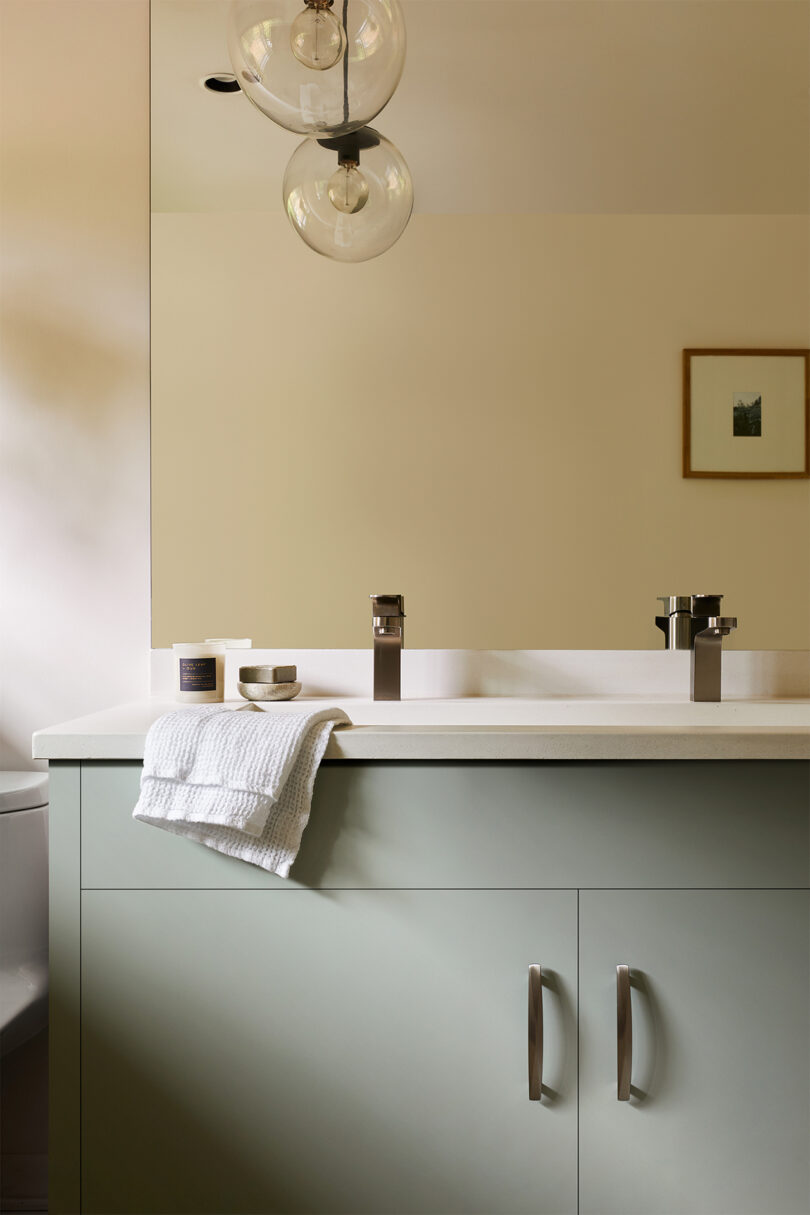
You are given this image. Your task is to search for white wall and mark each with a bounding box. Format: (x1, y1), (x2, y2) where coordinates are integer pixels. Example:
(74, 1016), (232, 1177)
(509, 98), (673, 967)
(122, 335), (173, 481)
(0, 0), (151, 769)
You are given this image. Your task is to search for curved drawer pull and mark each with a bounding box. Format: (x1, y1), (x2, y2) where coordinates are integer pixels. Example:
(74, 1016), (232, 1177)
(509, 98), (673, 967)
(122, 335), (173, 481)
(617, 964), (632, 1101)
(528, 964), (543, 1101)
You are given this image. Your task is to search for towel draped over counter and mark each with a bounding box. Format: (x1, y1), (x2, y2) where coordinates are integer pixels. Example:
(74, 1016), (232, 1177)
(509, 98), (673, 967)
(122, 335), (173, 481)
(133, 703), (350, 876)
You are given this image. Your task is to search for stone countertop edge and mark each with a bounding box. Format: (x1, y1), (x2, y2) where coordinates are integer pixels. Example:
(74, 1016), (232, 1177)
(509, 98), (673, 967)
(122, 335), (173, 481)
(31, 701), (810, 762)
(323, 725), (810, 761)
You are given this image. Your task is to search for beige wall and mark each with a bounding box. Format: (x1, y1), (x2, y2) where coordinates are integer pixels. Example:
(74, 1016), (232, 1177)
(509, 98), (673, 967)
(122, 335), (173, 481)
(0, 0), (151, 767)
(152, 211), (810, 650)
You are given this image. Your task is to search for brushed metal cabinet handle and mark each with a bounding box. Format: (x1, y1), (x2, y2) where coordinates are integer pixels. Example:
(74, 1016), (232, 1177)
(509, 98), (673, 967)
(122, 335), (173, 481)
(617, 964), (632, 1101)
(528, 964), (543, 1101)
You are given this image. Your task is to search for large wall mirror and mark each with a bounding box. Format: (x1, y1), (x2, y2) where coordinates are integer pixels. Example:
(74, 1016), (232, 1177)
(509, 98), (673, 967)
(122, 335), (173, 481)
(151, 0), (810, 650)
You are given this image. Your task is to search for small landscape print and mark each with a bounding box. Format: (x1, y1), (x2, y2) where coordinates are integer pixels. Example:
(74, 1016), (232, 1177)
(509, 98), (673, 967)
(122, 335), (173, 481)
(732, 392), (762, 437)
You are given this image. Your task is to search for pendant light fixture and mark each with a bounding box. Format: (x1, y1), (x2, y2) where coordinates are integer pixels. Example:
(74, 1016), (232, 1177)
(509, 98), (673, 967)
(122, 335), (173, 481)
(283, 127), (413, 261)
(227, 0), (406, 136)
(227, 0), (412, 261)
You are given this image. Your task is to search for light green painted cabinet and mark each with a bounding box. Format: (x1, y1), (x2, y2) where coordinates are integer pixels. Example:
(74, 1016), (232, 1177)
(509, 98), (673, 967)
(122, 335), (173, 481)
(50, 761), (810, 1215)
(579, 890), (809, 1215)
(81, 890), (578, 1215)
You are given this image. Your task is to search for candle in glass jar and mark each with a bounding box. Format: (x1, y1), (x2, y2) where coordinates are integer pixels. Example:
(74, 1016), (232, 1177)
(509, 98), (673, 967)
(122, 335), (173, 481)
(173, 642), (225, 703)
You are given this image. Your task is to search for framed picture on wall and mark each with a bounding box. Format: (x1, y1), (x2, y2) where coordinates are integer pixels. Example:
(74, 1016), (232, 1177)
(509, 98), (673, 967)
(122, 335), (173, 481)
(683, 348), (810, 478)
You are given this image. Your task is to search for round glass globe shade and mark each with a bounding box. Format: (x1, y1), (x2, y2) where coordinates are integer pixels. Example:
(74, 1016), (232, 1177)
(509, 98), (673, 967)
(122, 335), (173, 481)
(228, 0), (406, 136)
(283, 129), (413, 261)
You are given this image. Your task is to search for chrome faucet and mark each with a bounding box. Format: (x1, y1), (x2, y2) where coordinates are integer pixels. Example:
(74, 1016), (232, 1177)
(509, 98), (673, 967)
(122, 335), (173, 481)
(655, 594), (737, 702)
(370, 594), (405, 701)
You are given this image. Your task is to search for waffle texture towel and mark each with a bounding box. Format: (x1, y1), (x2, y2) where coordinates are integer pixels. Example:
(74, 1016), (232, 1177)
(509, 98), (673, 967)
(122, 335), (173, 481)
(133, 703), (351, 876)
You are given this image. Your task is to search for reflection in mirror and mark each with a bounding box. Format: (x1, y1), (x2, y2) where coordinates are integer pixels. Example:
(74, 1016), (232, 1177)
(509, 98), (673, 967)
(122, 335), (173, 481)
(151, 0), (810, 649)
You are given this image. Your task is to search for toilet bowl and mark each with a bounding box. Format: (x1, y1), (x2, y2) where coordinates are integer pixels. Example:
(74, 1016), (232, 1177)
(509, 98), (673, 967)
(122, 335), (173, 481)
(0, 772), (48, 1057)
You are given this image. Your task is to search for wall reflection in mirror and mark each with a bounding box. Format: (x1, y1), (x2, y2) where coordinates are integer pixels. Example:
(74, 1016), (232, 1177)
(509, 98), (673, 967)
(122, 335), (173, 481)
(150, 0), (810, 649)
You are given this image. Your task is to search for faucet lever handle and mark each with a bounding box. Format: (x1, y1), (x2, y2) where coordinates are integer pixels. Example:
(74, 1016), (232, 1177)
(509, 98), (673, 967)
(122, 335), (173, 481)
(370, 593), (405, 618)
(690, 594), (723, 618)
(696, 616), (737, 638)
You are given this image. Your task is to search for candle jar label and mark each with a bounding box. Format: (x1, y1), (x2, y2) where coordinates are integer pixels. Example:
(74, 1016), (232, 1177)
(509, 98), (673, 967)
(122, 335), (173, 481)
(178, 657), (217, 692)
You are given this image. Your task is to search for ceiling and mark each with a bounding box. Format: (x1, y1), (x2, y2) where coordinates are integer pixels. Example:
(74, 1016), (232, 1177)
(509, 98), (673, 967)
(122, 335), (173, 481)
(151, 0), (810, 214)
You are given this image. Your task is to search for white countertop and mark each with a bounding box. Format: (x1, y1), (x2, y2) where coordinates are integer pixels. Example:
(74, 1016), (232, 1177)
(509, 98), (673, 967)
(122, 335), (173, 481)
(32, 695), (810, 761)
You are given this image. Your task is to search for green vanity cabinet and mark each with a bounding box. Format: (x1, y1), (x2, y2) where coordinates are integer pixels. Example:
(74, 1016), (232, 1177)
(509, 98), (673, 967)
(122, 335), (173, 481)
(578, 890), (810, 1215)
(81, 889), (578, 1215)
(50, 760), (810, 1215)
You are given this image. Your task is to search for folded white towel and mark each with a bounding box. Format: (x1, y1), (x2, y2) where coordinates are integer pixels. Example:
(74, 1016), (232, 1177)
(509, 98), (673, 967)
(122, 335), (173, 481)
(132, 703), (351, 877)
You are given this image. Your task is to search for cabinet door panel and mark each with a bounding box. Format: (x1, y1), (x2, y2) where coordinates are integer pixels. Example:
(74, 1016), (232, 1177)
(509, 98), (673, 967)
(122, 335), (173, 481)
(579, 890), (810, 1215)
(82, 890), (577, 1215)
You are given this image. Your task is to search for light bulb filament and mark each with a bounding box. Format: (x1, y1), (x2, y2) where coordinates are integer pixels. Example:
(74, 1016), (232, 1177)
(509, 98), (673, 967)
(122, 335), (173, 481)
(327, 160), (369, 214)
(290, 0), (345, 71)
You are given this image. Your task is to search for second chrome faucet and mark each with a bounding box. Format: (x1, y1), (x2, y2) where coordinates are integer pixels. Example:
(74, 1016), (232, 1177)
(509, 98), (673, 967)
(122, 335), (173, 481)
(370, 594), (405, 700)
(655, 594), (737, 701)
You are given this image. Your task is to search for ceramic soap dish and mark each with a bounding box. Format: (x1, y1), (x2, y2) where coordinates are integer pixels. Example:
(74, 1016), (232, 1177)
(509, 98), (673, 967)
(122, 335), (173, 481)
(237, 664), (301, 702)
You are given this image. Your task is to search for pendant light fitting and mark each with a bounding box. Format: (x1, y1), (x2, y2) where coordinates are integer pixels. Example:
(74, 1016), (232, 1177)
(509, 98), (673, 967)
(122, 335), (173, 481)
(317, 128), (381, 160)
(226, 0), (412, 261)
(227, 0), (406, 138)
(283, 126), (412, 261)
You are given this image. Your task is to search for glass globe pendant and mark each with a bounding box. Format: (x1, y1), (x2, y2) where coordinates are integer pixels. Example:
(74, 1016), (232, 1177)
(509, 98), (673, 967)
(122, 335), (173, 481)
(227, 0), (406, 137)
(283, 127), (413, 261)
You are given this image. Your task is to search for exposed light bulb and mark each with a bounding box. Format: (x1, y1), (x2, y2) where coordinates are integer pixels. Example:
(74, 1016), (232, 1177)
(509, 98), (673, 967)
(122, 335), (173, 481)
(327, 161), (369, 214)
(290, 3), (345, 71)
(283, 127), (413, 261)
(229, 0), (407, 136)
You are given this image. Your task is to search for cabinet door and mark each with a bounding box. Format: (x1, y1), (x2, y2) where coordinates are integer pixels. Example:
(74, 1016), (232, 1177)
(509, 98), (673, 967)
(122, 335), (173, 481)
(82, 890), (577, 1215)
(579, 890), (810, 1215)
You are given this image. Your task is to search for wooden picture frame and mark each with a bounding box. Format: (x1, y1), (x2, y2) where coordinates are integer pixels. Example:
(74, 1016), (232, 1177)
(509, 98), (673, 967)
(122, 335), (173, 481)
(683, 348), (810, 479)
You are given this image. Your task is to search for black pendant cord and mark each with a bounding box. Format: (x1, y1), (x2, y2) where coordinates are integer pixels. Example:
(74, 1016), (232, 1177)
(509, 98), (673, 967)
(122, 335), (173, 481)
(342, 0), (349, 125)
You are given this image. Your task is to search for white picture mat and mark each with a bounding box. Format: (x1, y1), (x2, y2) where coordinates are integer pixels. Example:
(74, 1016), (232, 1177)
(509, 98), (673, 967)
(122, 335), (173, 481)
(689, 354), (806, 472)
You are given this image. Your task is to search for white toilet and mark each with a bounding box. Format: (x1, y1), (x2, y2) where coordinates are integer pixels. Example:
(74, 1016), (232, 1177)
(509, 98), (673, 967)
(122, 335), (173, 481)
(0, 771), (48, 1214)
(0, 771), (49, 1056)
